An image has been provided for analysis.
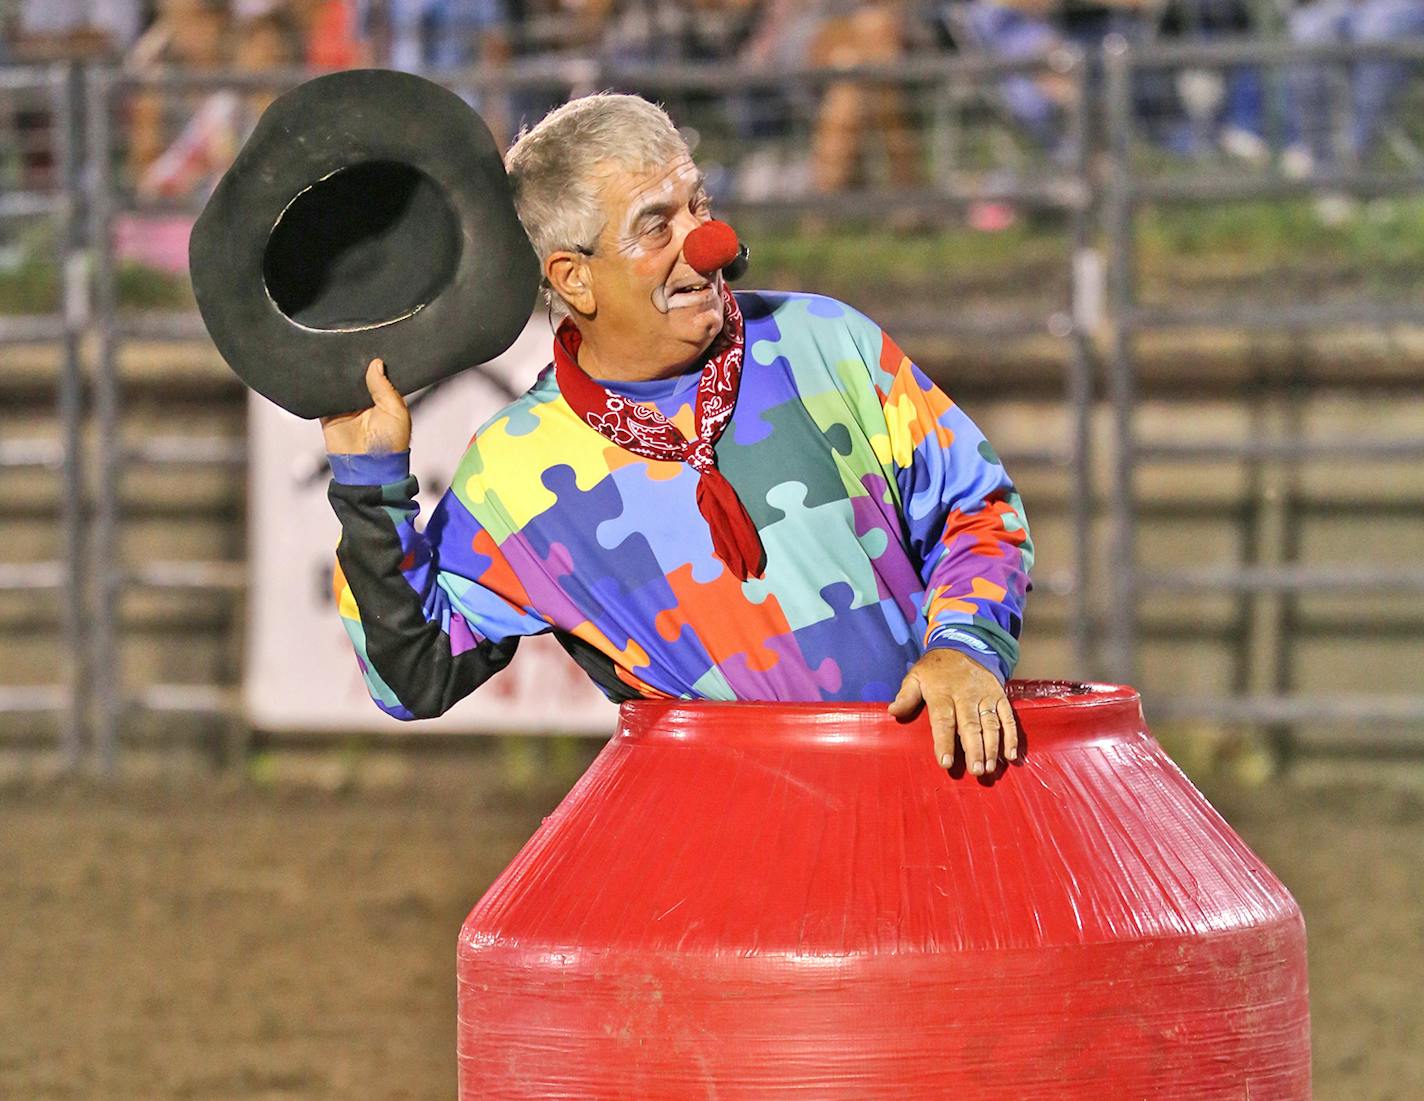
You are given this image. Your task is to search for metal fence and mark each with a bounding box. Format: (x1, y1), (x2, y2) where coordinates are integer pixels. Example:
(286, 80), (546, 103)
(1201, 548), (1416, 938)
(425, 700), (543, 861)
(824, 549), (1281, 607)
(1103, 39), (1424, 734)
(3, 39), (1423, 770)
(0, 64), (86, 765)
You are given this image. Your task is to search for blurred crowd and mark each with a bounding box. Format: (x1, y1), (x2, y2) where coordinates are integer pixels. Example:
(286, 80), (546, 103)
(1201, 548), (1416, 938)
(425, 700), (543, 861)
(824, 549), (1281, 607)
(3, 0), (1422, 215)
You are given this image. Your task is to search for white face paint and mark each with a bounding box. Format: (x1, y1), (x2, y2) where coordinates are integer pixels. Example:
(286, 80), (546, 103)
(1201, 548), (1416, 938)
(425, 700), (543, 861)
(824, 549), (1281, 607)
(652, 269), (722, 315)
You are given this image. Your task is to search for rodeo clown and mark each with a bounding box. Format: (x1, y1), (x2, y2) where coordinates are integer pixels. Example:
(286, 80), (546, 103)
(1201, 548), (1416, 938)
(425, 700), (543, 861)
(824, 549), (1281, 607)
(193, 76), (1032, 777)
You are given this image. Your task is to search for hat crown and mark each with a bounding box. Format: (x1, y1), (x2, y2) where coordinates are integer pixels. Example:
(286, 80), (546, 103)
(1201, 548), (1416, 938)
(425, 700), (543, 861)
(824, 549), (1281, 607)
(262, 159), (461, 333)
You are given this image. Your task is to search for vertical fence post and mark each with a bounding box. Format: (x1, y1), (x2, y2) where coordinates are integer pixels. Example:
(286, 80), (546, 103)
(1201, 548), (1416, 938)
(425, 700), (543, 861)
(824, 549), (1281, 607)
(86, 66), (122, 775)
(54, 62), (89, 768)
(1103, 37), (1138, 686)
(1063, 47), (1096, 679)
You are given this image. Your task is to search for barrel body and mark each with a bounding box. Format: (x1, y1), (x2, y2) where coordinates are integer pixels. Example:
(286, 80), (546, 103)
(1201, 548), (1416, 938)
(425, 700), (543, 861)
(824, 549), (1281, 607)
(457, 682), (1310, 1099)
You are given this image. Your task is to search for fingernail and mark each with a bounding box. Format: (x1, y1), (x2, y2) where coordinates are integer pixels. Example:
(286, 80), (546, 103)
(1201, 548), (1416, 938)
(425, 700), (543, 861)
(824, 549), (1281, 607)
(940, 754), (952, 768)
(1008, 749), (1018, 761)
(971, 762), (984, 775)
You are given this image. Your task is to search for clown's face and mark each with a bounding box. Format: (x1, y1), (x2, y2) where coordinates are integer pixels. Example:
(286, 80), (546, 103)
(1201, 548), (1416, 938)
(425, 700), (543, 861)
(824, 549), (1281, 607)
(572, 154), (725, 377)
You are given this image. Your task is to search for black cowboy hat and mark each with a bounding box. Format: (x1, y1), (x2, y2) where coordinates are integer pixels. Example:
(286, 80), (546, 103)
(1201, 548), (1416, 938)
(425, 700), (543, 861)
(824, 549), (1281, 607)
(189, 69), (539, 419)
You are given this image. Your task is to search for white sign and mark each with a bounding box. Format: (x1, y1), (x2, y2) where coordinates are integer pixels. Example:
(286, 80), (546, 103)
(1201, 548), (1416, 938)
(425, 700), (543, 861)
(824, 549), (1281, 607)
(244, 316), (619, 734)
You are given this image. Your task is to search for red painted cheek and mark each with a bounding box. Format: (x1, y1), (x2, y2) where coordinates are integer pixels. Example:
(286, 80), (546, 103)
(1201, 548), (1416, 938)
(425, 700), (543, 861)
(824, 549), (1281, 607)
(631, 249), (671, 280)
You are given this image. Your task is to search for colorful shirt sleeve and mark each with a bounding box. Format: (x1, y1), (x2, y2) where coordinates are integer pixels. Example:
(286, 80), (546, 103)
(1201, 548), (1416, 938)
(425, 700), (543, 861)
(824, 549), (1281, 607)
(853, 315), (1034, 682)
(326, 450), (549, 720)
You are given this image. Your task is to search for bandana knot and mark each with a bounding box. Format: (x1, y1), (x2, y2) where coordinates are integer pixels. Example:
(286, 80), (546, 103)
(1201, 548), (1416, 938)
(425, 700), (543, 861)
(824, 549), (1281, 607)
(687, 438), (718, 473)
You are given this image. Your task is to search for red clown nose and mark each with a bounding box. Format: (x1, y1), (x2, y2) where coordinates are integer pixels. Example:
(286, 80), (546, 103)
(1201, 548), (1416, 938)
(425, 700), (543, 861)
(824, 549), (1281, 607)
(683, 219), (740, 276)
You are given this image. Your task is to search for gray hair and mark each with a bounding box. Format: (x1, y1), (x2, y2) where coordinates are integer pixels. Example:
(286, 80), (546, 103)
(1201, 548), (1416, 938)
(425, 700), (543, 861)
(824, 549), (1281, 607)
(504, 92), (690, 317)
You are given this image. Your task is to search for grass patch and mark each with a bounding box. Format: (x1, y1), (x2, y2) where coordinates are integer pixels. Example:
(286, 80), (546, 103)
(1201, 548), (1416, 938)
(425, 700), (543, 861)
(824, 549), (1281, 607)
(0, 254), (60, 314)
(2, 197), (1422, 316)
(116, 264), (195, 311)
(745, 216), (1068, 309)
(1137, 197), (1424, 302)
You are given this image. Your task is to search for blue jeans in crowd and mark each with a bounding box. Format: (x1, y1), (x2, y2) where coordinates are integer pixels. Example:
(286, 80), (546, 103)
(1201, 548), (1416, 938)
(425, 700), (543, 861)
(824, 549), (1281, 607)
(1288, 0), (1424, 164)
(959, 3), (1067, 152)
(960, 2), (1266, 157)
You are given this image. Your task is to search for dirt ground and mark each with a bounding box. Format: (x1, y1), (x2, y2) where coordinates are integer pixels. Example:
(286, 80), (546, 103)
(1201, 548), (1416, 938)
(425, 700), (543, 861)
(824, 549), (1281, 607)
(1, 745), (1420, 1101)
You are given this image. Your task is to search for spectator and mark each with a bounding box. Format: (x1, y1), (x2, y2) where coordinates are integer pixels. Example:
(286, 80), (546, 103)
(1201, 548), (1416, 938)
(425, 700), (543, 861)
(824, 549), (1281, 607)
(9, 0), (143, 189)
(357, 0), (514, 140)
(496, 0), (602, 143)
(1159, 0), (1267, 163)
(947, 0), (1269, 161)
(949, 0), (1174, 156)
(734, 0), (924, 199)
(1283, 0), (1424, 175)
(303, 0), (368, 69)
(234, 1), (302, 115)
(808, 1), (923, 194)
(724, 0), (812, 197)
(13, 0), (143, 60)
(356, 0), (511, 72)
(127, 0), (234, 196)
(585, 0), (754, 67)
(949, 0), (1084, 159)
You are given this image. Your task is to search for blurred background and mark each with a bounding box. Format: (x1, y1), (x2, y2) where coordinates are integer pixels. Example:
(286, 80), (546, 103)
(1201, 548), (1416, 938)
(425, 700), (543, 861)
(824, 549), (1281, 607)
(1, 1), (1421, 1097)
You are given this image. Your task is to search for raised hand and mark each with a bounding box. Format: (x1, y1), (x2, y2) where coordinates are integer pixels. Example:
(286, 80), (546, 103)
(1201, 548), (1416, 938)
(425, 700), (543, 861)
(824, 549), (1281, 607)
(320, 358), (412, 456)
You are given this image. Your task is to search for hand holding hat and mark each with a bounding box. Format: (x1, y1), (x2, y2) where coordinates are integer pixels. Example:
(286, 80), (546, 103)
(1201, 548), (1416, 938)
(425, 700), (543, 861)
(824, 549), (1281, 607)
(320, 358), (411, 456)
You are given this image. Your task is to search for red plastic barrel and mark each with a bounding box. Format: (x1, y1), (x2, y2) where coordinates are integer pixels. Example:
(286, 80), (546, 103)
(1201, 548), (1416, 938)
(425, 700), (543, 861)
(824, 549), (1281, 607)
(457, 682), (1310, 1099)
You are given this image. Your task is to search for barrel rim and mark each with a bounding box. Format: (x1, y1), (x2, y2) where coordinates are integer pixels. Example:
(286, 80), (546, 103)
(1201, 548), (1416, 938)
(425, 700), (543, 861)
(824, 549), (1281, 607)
(615, 681), (1144, 750)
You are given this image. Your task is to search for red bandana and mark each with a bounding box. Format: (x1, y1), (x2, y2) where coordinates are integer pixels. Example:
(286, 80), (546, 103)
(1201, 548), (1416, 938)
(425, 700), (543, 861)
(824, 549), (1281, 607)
(552, 286), (766, 581)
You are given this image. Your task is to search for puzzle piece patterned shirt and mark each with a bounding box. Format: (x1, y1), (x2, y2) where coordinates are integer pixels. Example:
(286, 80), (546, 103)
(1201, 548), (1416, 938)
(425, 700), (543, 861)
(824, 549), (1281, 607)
(327, 291), (1034, 720)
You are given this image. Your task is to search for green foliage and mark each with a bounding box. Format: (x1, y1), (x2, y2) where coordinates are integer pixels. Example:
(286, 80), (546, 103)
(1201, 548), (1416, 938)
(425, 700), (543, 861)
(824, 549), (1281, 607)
(1137, 197), (1424, 302)
(0, 252), (60, 314)
(745, 217), (1067, 308)
(0, 257), (194, 317)
(2, 197), (1422, 318)
(0, 257), (195, 314)
(115, 263), (196, 311)
(0, 220), (60, 314)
